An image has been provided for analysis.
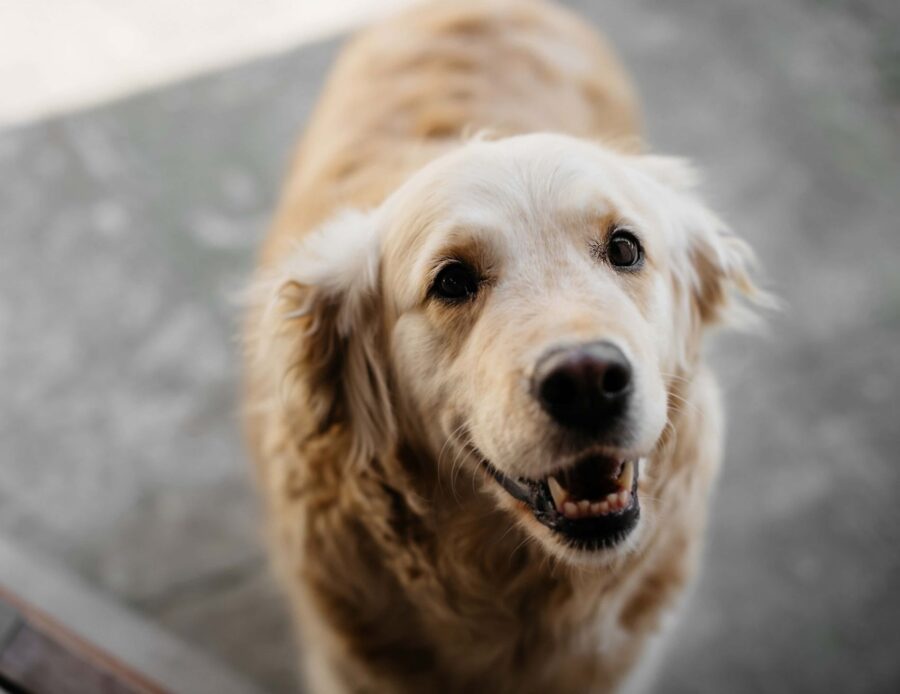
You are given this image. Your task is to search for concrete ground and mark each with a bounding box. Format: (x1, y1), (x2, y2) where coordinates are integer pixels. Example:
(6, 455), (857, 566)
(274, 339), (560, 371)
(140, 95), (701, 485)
(1, 0), (899, 692)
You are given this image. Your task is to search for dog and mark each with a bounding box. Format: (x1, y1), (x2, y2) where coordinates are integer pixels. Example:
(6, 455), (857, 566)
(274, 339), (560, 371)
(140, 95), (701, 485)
(243, 1), (763, 691)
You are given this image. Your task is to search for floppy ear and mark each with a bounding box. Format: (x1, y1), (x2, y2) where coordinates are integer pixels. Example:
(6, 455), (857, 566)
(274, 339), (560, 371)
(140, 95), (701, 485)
(685, 217), (761, 326)
(253, 209), (394, 462)
(636, 154), (769, 329)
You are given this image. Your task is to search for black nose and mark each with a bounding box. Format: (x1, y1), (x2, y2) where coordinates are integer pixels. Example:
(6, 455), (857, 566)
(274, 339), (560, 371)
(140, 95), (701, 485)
(533, 341), (633, 432)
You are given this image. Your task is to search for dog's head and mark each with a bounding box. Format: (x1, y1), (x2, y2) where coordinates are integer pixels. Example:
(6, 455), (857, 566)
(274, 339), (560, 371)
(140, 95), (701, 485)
(264, 134), (760, 564)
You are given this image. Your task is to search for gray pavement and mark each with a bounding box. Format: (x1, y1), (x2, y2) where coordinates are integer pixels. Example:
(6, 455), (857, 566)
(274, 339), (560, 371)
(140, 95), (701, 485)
(1, 0), (899, 691)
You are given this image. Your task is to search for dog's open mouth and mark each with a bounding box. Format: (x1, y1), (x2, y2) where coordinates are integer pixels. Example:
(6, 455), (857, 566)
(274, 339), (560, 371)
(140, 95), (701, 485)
(479, 453), (641, 550)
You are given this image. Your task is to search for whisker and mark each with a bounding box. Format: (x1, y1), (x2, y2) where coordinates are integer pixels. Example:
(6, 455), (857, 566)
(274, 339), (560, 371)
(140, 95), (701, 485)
(435, 425), (464, 497)
(436, 421), (471, 506)
(666, 392), (702, 418)
(659, 371), (693, 385)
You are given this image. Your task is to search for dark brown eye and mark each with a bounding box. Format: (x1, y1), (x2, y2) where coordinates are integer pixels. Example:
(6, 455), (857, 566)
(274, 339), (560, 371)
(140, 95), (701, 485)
(607, 229), (643, 268)
(432, 262), (479, 302)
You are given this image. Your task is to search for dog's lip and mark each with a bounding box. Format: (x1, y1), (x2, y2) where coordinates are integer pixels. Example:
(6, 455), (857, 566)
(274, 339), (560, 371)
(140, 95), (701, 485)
(472, 447), (643, 550)
(479, 456), (535, 505)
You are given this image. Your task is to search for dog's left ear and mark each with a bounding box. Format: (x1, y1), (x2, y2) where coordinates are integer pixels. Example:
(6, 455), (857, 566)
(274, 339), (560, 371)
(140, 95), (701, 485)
(636, 155), (768, 328)
(252, 209), (393, 462)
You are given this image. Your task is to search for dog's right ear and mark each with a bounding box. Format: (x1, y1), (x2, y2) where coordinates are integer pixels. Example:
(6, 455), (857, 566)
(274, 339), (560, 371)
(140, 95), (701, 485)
(633, 154), (773, 329)
(250, 209), (393, 462)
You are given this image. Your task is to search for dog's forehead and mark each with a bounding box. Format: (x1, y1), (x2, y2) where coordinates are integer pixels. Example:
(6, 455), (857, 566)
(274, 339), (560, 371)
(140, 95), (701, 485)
(381, 134), (664, 306)
(401, 134), (627, 221)
(385, 137), (629, 245)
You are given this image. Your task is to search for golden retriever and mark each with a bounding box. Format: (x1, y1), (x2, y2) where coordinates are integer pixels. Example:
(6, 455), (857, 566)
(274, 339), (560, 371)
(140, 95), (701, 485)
(243, 1), (763, 692)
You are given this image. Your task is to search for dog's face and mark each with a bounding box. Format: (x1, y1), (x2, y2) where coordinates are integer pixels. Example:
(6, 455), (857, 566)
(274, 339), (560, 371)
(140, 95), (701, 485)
(274, 134), (755, 565)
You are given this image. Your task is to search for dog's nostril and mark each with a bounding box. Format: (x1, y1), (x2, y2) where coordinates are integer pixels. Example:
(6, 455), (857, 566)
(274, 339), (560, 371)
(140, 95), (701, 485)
(540, 369), (578, 407)
(601, 363), (630, 396)
(533, 341), (633, 432)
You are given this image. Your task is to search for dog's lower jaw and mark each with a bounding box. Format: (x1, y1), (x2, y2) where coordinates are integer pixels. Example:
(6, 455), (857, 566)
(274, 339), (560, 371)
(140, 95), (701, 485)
(518, 507), (648, 569)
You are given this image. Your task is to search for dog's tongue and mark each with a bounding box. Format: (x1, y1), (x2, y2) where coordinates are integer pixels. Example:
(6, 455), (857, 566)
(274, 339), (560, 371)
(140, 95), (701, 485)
(560, 455), (621, 500)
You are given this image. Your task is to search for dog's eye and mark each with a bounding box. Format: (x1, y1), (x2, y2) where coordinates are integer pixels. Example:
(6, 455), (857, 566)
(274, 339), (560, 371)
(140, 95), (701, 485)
(432, 262), (479, 302)
(607, 230), (643, 268)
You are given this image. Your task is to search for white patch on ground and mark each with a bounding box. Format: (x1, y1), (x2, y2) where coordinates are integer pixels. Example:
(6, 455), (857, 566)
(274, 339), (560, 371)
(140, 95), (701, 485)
(0, 0), (423, 127)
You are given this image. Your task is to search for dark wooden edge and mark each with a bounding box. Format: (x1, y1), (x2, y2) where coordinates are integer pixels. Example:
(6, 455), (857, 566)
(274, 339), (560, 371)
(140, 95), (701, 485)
(0, 584), (169, 694)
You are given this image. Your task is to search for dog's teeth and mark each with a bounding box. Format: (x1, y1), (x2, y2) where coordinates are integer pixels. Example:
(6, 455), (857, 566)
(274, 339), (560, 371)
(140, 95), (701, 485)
(551, 462), (638, 518)
(548, 476), (567, 511)
(616, 459), (634, 490)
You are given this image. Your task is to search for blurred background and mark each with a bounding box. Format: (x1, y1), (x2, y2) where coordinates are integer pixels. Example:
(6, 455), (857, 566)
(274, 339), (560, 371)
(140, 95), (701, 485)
(1, 0), (898, 692)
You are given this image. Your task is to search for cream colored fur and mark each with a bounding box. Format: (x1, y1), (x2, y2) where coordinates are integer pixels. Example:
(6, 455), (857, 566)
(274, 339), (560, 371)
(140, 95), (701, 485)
(243, 1), (762, 692)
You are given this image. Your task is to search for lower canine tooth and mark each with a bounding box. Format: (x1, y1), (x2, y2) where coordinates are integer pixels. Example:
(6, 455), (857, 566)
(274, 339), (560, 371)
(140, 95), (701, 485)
(548, 476), (567, 511)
